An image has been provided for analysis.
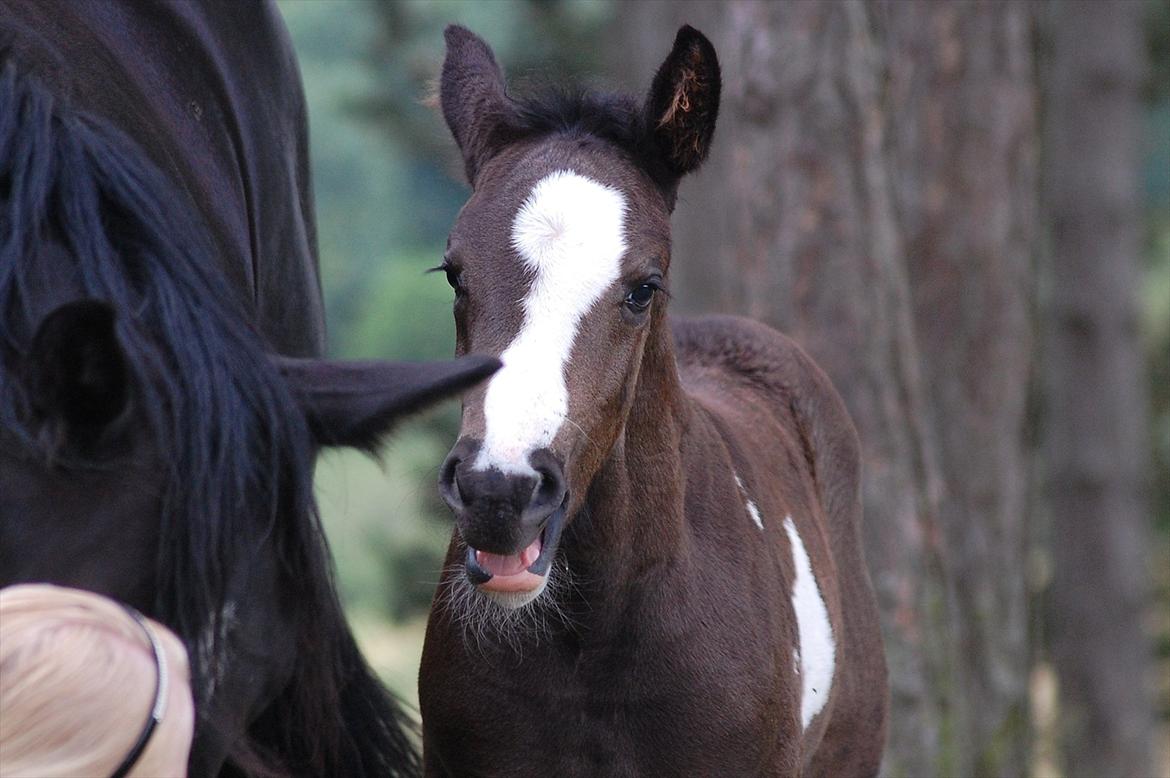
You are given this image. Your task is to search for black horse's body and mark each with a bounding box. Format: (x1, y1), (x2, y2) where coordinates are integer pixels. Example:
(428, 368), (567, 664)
(0, 4), (495, 776)
(1, 0), (323, 356)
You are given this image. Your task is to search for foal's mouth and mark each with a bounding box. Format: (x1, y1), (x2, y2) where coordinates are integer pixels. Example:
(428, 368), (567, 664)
(463, 497), (568, 600)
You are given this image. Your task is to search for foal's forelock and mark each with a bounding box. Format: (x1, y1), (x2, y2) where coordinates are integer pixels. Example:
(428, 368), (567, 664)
(472, 169), (628, 475)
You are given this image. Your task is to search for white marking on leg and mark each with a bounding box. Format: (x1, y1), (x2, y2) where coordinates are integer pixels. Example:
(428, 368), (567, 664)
(475, 170), (627, 474)
(784, 516), (835, 729)
(733, 473), (764, 530)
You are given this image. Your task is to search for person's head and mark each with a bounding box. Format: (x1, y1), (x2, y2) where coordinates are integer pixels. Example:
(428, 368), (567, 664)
(0, 584), (194, 777)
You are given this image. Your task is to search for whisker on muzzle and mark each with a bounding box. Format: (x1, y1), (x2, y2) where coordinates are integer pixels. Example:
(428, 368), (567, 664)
(434, 554), (578, 658)
(558, 414), (596, 448)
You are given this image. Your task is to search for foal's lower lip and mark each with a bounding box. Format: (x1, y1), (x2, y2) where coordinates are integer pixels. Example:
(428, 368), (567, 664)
(465, 535), (546, 593)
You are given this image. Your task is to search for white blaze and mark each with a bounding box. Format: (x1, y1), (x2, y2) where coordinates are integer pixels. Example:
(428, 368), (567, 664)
(474, 170), (627, 474)
(784, 516), (835, 729)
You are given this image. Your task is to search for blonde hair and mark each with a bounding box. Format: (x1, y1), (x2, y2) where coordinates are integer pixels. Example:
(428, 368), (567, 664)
(0, 584), (194, 778)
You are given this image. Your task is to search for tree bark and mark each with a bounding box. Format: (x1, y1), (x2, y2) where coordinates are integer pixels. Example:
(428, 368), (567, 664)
(614, 1), (1039, 774)
(1043, 2), (1154, 775)
(878, 3), (1037, 773)
(712, 4), (954, 774)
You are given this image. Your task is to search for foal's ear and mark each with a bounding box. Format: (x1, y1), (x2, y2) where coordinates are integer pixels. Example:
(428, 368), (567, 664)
(440, 25), (514, 185)
(644, 25), (721, 178)
(23, 299), (130, 450)
(277, 355), (500, 452)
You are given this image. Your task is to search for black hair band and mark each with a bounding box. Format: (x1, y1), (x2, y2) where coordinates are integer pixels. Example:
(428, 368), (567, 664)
(108, 606), (169, 778)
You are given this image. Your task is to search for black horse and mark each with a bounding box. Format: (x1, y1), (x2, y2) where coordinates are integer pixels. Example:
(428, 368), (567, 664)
(0, 4), (494, 776)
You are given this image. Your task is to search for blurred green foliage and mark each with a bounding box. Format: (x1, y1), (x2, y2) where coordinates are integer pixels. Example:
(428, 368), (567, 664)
(313, 424), (453, 621)
(278, 0), (613, 639)
(1144, 0), (1170, 546)
(352, 0), (614, 161)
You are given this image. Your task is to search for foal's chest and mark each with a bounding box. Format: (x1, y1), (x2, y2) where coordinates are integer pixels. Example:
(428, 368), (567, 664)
(421, 608), (803, 777)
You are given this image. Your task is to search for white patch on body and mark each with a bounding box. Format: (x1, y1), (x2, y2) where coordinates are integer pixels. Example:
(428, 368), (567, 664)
(733, 473), (764, 530)
(475, 170), (627, 474)
(784, 516), (835, 730)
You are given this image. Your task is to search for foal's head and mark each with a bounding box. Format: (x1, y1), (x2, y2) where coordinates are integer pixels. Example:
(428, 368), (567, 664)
(436, 25), (720, 607)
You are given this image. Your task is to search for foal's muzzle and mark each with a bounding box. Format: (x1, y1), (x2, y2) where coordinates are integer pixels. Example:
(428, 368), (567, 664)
(438, 440), (568, 593)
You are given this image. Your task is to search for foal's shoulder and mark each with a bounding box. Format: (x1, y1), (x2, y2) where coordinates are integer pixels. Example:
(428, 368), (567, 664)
(671, 315), (851, 432)
(672, 313), (858, 454)
(671, 314), (862, 526)
(670, 314), (814, 391)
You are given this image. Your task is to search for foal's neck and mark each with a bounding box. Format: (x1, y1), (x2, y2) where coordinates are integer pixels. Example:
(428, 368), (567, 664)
(565, 317), (696, 595)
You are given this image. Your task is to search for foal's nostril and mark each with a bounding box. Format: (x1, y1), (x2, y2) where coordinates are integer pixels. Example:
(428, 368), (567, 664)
(534, 467), (563, 505)
(438, 453), (464, 510)
(439, 443), (565, 543)
(528, 449), (567, 517)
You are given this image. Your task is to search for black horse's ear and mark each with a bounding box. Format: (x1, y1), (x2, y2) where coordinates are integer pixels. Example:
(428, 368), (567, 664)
(277, 354), (500, 452)
(644, 25), (721, 179)
(23, 299), (130, 450)
(440, 25), (515, 186)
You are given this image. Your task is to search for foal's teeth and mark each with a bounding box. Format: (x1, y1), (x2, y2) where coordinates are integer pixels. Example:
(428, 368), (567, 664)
(464, 546), (492, 584)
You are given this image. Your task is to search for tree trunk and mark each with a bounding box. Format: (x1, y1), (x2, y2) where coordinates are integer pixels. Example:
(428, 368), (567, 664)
(878, 3), (1037, 773)
(1043, 2), (1155, 775)
(614, 1), (1039, 774)
(713, 4), (955, 774)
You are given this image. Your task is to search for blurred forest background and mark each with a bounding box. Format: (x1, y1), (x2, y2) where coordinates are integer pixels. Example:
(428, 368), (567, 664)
(277, 1), (1168, 775)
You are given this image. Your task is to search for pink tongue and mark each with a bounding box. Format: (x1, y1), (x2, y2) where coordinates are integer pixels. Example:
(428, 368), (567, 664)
(476, 535), (542, 578)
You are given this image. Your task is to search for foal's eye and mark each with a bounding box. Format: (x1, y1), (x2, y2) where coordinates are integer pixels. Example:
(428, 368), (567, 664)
(444, 267), (464, 295)
(442, 266), (460, 291)
(428, 261), (465, 298)
(625, 283), (656, 312)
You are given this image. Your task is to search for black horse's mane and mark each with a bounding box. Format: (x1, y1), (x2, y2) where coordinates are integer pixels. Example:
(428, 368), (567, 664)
(0, 61), (416, 776)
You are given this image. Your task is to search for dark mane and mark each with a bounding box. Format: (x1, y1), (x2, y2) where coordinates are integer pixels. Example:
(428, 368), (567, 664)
(504, 87), (677, 192)
(0, 60), (416, 776)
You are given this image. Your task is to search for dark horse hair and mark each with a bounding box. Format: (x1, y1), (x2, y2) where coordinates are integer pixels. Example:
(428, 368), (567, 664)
(0, 60), (417, 776)
(509, 89), (678, 188)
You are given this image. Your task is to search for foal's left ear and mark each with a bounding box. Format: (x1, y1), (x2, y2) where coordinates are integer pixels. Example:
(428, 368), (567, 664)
(277, 355), (500, 451)
(440, 25), (515, 186)
(644, 25), (721, 178)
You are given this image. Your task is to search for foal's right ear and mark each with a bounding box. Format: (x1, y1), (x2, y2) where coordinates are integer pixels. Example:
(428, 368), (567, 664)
(22, 299), (130, 452)
(644, 25), (721, 179)
(440, 25), (515, 186)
